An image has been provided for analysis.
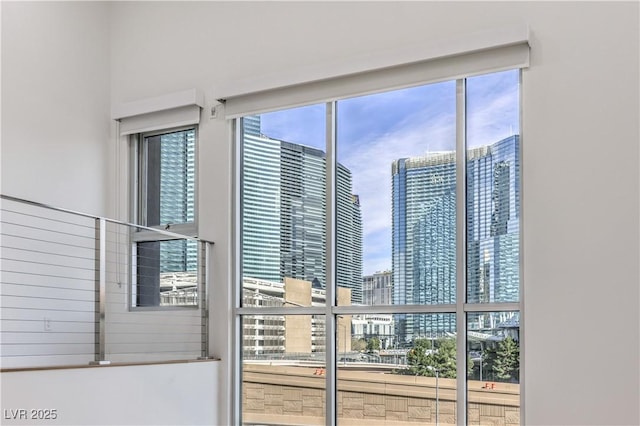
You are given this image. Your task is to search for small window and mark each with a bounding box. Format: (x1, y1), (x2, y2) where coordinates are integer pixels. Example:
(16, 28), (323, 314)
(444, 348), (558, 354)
(131, 127), (197, 308)
(137, 128), (196, 230)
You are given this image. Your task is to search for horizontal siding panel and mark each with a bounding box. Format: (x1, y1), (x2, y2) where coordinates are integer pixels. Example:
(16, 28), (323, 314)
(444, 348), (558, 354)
(1, 203), (94, 225)
(105, 321), (201, 333)
(1, 258), (95, 281)
(0, 223), (95, 250)
(0, 354), (94, 369)
(0, 209), (94, 237)
(0, 343), (94, 357)
(1, 233), (95, 259)
(0, 318), (95, 333)
(0, 271), (94, 291)
(1, 246), (96, 271)
(107, 332), (201, 345)
(1, 282), (96, 302)
(0, 307), (95, 323)
(107, 352), (198, 363)
(106, 312), (200, 325)
(1, 331), (94, 345)
(106, 342), (200, 354)
(0, 295), (93, 312)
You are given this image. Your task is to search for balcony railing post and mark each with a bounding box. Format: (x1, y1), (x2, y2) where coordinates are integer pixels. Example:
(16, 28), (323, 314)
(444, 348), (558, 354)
(92, 218), (108, 364)
(199, 241), (210, 359)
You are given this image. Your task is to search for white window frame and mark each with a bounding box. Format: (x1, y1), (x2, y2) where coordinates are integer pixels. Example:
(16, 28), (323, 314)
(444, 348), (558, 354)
(230, 30), (527, 425)
(128, 126), (199, 310)
(132, 126), (198, 234)
(113, 89), (204, 311)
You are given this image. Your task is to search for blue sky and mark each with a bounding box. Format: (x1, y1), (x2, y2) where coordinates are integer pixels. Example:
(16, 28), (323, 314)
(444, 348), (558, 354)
(260, 70), (519, 275)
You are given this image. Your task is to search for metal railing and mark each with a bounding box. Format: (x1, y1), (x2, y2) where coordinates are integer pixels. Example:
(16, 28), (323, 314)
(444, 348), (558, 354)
(0, 194), (213, 369)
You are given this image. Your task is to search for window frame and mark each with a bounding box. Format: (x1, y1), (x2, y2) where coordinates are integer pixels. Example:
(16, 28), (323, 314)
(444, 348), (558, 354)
(129, 125), (200, 310)
(233, 73), (523, 425)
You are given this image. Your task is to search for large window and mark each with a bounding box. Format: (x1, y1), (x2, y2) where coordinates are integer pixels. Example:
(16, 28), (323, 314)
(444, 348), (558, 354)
(236, 69), (521, 425)
(131, 127), (198, 308)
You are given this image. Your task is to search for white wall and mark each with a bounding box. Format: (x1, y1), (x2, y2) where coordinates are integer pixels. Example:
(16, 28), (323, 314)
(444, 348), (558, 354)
(1, 1), (111, 216)
(2, 2), (638, 425)
(0, 360), (218, 425)
(110, 3), (639, 425)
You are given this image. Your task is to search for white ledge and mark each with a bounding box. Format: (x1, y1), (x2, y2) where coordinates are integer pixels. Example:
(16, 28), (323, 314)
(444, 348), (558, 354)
(113, 88), (205, 120)
(214, 24), (529, 100)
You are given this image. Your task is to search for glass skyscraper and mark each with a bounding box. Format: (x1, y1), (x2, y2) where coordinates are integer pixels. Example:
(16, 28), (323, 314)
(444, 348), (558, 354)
(158, 129), (197, 273)
(136, 128), (197, 307)
(392, 135), (519, 341)
(466, 136), (520, 306)
(242, 116), (363, 303)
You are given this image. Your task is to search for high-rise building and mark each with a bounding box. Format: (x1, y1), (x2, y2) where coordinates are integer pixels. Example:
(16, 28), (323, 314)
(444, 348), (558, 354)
(136, 129), (197, 307)
(158, 129), (197, 273)
(363, 270), (393, 305)
(337, 187), (363, 304)
(392, 135), (519, 341)
(242, 116), (363, 303)
(466, 136), (520, 331)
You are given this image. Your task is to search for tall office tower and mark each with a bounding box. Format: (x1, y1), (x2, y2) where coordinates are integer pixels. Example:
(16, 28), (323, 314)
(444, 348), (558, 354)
(242, 116), (363, 303)
(242, 117), (283, 283)
(158, 129), (197, 272)
(392, 135), (519, 341)
(337, 171), (364, 304)
(363, 270), (393, 305)
(392, 152), (457, 342)
(466, 136), (520, 329)
(279, 140), (326, 289)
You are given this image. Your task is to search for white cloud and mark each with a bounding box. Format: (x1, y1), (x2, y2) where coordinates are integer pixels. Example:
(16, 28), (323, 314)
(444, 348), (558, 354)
(343, 110), (455, 274)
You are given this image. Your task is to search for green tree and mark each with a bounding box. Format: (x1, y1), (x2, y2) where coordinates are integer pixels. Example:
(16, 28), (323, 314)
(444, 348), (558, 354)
(491, 336), (519, 382)
(366, 337), (381, 352)
(405, 338), (453, 378)
(481, 346), (497, 381)
(402, 338), (474, 378)
(351, 338), (366, 352)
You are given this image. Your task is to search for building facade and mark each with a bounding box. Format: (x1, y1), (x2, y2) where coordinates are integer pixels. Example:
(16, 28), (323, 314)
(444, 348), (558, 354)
(241, 277), (352, 356)
(392, 135), (520, 341)
(242, 116), (363, 303)
(154, 129), (198, 274)
(362, 270), (393, 305)
(351, 313), (395, 349)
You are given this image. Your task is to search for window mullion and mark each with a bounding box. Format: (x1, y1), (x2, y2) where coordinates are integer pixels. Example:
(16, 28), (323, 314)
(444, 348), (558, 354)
(455, 78), (468, 426)
(325, 101), (337, 426)
(232, 118), (242, 426)
(518, 68), (525, 425)
(463, 302), (520, 313)
(139, 136), (147, 226)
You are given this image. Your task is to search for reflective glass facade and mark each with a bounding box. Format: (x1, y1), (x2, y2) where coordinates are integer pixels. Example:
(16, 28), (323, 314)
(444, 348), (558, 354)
(392, 135), (519, 341)
(466, 135), (520, 306)
(242, 116), (363, 303)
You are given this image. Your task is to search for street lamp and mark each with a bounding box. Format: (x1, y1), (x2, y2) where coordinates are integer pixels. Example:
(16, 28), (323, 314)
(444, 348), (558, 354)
(337, 315), (348, 366)
(427, 365), (439, 426)
(394, 341), (398, 366)
(339, 322), (347, 366)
